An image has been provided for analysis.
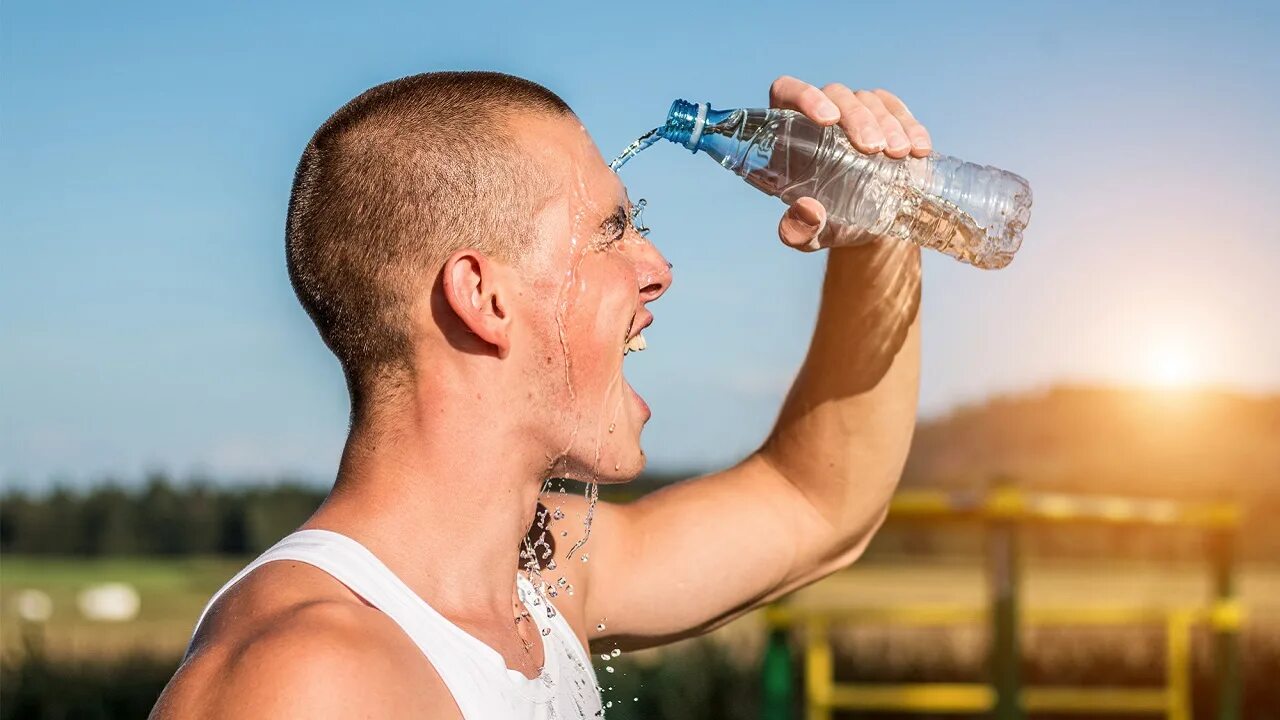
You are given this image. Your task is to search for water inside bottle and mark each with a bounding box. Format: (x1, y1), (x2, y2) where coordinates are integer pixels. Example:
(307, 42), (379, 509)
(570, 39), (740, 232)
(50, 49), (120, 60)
(892, 189), (1010, 269)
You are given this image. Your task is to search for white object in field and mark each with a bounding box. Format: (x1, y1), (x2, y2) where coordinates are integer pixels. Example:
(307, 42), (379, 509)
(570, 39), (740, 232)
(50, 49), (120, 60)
(77, 582), (140, 621)
(14, 588), (54, 622)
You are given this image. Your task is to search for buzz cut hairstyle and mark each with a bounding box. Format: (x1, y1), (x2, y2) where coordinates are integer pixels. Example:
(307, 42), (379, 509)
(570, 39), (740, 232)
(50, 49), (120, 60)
(285, 71), (573, 409)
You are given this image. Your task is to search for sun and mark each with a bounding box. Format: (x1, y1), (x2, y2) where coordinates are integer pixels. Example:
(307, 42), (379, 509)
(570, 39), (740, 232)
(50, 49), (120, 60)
(1141, 337), (1199, 388)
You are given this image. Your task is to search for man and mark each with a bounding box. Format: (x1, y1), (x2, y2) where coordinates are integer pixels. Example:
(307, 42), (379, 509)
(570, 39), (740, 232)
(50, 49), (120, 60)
(151, 71), (927, 718)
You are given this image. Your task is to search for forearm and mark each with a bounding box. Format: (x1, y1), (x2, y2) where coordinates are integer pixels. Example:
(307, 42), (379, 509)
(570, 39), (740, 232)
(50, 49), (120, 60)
(758, 238), (921, 556)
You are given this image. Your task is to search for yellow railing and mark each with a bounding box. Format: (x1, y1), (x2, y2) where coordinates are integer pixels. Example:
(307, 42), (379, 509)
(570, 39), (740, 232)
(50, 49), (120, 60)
(768, 602), (1242, 720)
(758, 488), (1245, 720)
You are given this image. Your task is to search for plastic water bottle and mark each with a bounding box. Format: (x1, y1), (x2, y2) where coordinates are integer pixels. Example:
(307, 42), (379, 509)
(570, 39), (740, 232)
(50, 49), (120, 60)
(641, 100), (1033, 269)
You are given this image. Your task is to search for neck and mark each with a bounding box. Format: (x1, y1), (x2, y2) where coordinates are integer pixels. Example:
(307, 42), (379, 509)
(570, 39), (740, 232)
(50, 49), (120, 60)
(305, 380), (548, 621)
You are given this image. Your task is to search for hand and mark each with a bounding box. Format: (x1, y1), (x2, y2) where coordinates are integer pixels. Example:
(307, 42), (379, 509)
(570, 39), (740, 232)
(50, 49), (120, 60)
(769, 76), (932, 252)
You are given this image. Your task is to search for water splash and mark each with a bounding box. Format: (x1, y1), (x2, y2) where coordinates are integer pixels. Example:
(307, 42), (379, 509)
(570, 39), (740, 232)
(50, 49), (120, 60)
(609, 128), (662, 171)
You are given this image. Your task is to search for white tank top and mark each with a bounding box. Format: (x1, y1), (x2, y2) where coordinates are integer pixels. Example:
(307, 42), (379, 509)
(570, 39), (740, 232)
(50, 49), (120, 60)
(188, 529), (602, 719)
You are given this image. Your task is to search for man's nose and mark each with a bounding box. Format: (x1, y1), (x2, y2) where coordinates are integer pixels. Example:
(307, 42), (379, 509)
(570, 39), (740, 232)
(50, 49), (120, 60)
(634, 240), (672, 304)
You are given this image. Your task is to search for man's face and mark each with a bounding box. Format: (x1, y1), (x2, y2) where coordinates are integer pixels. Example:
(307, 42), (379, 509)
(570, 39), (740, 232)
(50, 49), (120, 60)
(514, 114), (672, 484)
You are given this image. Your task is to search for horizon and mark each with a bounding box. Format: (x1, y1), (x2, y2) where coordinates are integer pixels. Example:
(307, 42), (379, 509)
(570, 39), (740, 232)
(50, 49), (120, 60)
(4, 380), (1275, 491)
(4, 0), (1278, 487)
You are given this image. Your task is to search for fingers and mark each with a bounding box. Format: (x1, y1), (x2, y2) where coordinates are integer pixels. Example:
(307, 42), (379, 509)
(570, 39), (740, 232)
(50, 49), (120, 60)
(769, 75), (840, 125)
(771, 76), (933, 160)
(850, 89), (913, 159)
(872, 89), (931, 157)
(778, 197), (827, 252)
(821, 83), (886, 154)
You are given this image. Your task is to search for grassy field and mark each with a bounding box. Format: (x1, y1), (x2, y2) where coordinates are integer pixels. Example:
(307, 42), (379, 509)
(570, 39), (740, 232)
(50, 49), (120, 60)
(4, 554), (1279, 719)
(1, 556), (245, 659)
(3, 554), (1278, 661)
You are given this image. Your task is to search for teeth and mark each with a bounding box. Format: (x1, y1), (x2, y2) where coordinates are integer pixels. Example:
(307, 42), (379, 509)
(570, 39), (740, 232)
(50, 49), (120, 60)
(623, 333), (647, 355)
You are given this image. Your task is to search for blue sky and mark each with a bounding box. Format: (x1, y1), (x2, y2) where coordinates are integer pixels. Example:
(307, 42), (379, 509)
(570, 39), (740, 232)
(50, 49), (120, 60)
(3, 0), (1279, 487)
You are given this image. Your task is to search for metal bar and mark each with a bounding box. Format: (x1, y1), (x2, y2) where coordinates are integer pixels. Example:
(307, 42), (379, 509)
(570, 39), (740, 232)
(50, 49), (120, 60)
(804, 616), (832, 720)
(987, 482), (1023, 720)
(1167, 610), (1192, 720)
(829, 683), (994, 712)
(888, 490), (1239, 528)
(1210, 529), (1242, 720)
(760, 623), (793, 720)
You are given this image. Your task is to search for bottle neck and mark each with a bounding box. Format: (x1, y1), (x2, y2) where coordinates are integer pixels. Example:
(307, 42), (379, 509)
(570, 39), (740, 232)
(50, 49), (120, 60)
(659, 100), (738, 153)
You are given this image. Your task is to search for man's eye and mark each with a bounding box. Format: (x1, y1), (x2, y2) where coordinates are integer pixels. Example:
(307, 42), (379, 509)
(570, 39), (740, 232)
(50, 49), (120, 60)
(630, 199), (650, 237)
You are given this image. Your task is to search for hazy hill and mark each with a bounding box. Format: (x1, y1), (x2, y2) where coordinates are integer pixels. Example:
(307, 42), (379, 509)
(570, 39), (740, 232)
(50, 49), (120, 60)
(884, 385), (1280, 560)
(902, 385), (1280, 501)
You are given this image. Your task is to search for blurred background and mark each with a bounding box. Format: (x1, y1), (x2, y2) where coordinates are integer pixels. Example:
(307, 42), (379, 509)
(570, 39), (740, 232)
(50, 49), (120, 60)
(2, 1), (1278, 718)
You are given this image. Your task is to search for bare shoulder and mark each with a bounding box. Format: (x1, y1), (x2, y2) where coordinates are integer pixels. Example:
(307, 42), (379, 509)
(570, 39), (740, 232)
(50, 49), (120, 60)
(151, 561), (459, 720)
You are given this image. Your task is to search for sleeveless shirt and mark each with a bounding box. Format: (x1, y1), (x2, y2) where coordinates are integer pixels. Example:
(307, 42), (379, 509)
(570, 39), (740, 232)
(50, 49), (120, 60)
(188, 529), (603, 719)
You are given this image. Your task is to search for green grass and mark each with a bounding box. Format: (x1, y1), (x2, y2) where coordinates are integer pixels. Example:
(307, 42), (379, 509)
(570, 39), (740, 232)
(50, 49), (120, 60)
(0, 556), (245, 659)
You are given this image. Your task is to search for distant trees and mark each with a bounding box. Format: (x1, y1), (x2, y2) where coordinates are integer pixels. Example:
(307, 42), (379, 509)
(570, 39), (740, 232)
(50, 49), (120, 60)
(0, 473), (691, 557)
(0, 475), (326, 557)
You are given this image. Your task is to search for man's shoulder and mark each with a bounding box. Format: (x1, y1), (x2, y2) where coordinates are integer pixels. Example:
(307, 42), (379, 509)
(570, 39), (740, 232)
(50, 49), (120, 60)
(152, 562), (457, 719)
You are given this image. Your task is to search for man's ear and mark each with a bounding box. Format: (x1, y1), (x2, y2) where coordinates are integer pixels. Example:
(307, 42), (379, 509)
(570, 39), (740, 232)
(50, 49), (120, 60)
(441, 249), (512, 358)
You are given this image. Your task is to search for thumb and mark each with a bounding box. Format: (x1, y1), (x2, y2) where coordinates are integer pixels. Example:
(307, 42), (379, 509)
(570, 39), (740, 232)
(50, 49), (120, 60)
(778, 197), (827, 252)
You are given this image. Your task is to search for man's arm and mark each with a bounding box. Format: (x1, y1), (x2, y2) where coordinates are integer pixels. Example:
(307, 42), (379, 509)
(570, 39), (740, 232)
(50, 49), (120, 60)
(557, 78), (926, 648)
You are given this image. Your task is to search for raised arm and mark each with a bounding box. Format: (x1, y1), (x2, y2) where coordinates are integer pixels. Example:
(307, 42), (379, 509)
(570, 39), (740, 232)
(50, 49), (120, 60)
(561, 77), (927, 649)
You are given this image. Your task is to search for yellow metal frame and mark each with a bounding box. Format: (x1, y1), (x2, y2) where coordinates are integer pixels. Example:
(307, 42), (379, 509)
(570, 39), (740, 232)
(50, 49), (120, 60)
(889, 488), (1239, 528)
(769, 601), (1242, 720)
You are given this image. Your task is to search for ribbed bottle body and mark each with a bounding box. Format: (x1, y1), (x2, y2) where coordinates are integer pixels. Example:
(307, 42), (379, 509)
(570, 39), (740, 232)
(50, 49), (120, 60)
(688, 107), (1032, 269)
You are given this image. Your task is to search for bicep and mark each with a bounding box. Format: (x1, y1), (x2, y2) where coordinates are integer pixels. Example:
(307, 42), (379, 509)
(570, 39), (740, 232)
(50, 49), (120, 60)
(571, 456), (854, 650)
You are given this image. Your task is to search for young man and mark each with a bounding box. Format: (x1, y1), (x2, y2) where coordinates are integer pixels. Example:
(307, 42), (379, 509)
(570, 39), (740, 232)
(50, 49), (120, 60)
(151, 71), (927, 718)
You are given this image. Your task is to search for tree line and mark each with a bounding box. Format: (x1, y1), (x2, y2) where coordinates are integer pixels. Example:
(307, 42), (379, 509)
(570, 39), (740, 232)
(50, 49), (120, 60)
(0, 473), (690, 557)
(1, 476), (328, 556)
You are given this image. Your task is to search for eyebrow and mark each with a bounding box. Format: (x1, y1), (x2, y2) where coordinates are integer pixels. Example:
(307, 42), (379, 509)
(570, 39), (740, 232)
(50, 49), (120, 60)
(597, 204), (628, 239)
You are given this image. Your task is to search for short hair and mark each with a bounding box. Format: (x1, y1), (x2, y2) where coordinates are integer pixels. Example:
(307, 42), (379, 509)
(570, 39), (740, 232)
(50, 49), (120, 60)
(285, 71), (573, 407)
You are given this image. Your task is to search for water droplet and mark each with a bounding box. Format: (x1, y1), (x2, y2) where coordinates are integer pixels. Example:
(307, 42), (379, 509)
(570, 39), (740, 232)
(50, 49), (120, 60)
(581, 554), (589, 563)
(606, 701), (613, 708)
(610, 649), (621, 657)
(541, 627), (551, 636)
(566, 585), (575, 596)
(596, 622), (606, 632)
(600, 653), (610, 661)
(614, 463), (620, 471)
(607, 423), (615, 433)
(605, 665), (615, 673)
(547, 559), (557, 571)
(552, 508), (565, 521)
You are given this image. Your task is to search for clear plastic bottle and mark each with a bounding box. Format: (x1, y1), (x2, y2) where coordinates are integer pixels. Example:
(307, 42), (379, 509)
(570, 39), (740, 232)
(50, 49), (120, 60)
(655, 100), (1032, 269)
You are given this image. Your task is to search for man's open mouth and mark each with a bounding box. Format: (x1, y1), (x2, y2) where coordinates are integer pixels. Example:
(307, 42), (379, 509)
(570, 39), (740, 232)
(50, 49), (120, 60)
(622, 312), (651, 356)
(623, 334), (647, 355)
